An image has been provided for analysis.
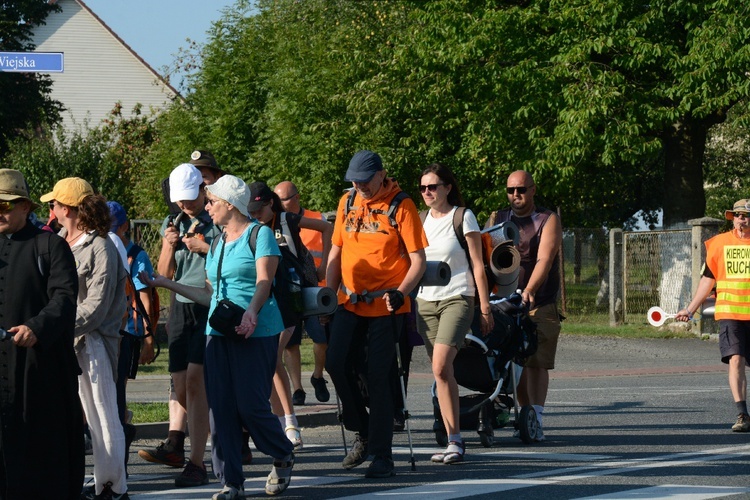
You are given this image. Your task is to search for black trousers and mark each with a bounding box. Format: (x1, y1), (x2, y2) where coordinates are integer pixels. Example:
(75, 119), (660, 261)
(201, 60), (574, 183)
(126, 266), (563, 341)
(326, 308), (403, 458)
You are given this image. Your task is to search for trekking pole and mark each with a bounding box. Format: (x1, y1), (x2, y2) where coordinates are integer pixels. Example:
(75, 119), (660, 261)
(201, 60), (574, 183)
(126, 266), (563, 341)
(392, 310), (417, 472)
(335, 392), (348, 457)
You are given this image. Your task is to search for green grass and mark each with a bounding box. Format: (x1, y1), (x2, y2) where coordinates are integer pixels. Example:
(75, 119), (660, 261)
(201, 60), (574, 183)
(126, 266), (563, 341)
(130, 402), (170, 424)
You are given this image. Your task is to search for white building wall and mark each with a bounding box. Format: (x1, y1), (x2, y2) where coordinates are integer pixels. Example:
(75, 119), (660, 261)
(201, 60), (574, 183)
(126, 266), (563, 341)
(31, 0), (177, 131)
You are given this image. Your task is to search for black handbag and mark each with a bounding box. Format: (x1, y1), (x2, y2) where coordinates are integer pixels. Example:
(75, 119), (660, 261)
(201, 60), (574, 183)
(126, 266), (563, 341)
(209, 298), (246, 339)
(208, 233), (246, 340)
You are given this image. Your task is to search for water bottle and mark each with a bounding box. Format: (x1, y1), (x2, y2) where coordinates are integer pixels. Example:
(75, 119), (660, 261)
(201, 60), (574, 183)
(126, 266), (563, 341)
(288, 267), (304, 313)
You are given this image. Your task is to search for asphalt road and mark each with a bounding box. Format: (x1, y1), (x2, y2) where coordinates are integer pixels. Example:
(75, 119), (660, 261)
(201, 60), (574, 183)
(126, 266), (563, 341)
(93, 335), (750, 499)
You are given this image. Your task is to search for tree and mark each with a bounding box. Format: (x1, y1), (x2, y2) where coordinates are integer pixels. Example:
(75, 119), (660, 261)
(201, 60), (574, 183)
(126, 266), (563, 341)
(0, 1), (63, 155)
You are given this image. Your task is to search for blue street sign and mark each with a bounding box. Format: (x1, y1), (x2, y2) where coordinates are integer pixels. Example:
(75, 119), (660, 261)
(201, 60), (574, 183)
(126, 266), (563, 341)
(0, 52), (64, 73)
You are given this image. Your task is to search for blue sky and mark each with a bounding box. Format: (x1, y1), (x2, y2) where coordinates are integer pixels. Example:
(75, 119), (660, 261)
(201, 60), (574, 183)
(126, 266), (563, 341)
(81, 0), (238, 74)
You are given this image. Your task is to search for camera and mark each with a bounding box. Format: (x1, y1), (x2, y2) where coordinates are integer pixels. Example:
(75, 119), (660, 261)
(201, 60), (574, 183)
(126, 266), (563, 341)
(0, 327), (13, 341)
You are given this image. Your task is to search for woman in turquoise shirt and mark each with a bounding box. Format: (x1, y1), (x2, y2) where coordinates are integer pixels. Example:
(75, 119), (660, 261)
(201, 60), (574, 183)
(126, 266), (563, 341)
(141, 174), (294, 499)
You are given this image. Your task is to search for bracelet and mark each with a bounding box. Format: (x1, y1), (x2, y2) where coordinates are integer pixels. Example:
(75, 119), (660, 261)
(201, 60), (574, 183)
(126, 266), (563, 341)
(481, 312), (491, 316)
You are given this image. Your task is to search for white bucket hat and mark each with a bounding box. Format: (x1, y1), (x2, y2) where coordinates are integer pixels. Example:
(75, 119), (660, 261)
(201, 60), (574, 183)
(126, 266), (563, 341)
(205, 175), (250, 217)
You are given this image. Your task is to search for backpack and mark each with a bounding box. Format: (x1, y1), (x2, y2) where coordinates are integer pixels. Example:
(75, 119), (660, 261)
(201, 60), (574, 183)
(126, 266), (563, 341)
(277, 212), (318, 287)
(125, 244), (160, 338)
(419, 207), (496, 295)
(344, 189), (411, 255)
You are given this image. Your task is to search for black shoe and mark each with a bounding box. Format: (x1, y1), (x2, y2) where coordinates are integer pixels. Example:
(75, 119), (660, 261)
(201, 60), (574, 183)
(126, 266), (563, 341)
(93, 482), (129, 500)
(292, 389), (306, 406)
(310, 375), (330, 402)
(80, 484), (95, 500)
(342, 433), (368, 469)
(365, 456), (395, 478)
(393, 413), (405, 432)
(175, 460), (209, 487)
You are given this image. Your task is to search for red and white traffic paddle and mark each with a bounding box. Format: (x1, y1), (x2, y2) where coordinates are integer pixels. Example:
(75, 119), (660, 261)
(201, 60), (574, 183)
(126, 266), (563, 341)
(647, 306), (675, 327)
(647, 306), (700, 327)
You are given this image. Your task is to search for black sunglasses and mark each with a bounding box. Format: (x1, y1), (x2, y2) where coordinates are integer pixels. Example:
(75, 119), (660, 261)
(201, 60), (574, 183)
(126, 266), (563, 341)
(506, 186), (532, 195)
(419, 183), (445, 193)
(734, 212), (749, 219)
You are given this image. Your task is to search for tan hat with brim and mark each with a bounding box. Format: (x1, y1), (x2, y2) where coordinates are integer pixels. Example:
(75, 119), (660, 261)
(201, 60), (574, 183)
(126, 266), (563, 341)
(0, 169), (40, 209)
(725, 199), (750, 220)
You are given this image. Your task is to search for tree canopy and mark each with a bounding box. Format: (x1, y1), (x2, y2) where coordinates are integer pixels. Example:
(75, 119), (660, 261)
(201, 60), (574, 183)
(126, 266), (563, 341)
(15, 0), (749, 227)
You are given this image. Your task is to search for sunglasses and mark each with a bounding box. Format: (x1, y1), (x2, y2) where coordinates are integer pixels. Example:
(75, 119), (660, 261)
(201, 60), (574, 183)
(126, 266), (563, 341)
(279, 192), (298, 202)
(419, 183), (445, 193)
(0, 201), (17, 214)
(506, 186), (532, 195)
(734, 212), (749, 219)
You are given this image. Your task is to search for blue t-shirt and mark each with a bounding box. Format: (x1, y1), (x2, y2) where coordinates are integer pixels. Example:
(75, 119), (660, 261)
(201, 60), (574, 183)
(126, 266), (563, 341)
(126, 241), (155, 336)
(204, 223), (284, 338)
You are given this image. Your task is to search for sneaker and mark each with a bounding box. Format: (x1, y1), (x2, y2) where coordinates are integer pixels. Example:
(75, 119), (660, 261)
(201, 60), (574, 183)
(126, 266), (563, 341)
(212, 483), (244, 500)
(137, 440), (185, 468)
(732, 413), (750, 432)
(265, 453), (294, 495)
(310, 375), (330, 402)
(534, 426), (546, 442)
(365, 456), (395, 478)
(80, 484), (95, 500)
(285, 425), (303, 451)
(93, 482), (129, 500)
(175, 460), (209, 487)
(342, 433), (368, 469)
(292, 389), (306, 406)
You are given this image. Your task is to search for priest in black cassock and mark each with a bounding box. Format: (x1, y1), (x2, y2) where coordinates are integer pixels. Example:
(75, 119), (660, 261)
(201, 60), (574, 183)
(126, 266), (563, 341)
(0, 169), (83, 499)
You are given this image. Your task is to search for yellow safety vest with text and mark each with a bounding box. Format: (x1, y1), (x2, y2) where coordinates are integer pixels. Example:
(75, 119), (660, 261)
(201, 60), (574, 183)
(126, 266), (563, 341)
(705, 230), (750, 320)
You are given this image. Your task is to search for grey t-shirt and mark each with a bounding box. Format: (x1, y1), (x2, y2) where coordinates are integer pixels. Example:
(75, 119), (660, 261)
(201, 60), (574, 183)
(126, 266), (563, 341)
(160, 211), (221, 303)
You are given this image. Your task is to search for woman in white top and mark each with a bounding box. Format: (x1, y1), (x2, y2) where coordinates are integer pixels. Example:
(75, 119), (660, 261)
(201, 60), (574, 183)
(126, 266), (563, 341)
(416, 163), (494, 464)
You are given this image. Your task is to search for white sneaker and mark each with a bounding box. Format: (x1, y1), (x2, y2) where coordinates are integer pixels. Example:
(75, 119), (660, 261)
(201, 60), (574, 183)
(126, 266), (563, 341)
(534, 426), (545, 442)
(212, 483), (244, 500)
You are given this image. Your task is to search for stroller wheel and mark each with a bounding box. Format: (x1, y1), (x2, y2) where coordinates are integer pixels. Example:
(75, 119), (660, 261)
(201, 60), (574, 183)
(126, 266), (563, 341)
(435, 429), (448, 447)
(517, 406), (538, 444)
(478, 429), (494, 448)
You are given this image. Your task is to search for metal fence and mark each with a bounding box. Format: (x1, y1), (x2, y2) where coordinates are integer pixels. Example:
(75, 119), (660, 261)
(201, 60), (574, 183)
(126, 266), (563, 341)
(132, 219), (694, 325)
(560, 228), (692, 324)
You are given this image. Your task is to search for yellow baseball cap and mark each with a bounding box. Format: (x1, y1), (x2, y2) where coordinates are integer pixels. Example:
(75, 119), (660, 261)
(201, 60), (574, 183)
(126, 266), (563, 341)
(39, 177), (94, 207)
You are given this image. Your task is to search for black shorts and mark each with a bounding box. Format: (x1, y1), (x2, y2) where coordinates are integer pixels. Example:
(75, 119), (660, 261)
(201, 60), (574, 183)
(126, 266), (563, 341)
(167, 301), (209, 372)
(277, 293), (303, 334)
(718, 319), (750, 365)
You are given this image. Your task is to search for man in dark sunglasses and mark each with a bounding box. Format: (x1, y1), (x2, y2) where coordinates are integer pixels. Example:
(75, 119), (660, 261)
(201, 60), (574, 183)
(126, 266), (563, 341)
(0, 169), (84, 498)
(485, 170), (562, 442)
(676, 198), (750, 433)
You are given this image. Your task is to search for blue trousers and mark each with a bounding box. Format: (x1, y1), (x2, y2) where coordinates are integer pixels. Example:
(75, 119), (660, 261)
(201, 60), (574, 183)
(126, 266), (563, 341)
(325, 308), (402, 458)
(204, 334), (293, 486)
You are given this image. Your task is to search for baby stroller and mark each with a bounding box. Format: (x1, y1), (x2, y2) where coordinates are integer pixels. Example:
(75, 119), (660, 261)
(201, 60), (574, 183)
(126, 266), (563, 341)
(432, 292), (539, 447)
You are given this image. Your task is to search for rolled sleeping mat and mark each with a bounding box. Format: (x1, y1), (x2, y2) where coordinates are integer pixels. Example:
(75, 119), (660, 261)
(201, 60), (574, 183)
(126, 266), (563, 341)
(489, 241), (521, 297)
(302, 286), (338, 317)
(420, 261), (451, 287)
(481, 220), (520, 247)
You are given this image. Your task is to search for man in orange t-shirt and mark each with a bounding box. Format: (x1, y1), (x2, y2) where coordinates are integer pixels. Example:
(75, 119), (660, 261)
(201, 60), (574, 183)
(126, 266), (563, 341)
(324, 150), (427, 479)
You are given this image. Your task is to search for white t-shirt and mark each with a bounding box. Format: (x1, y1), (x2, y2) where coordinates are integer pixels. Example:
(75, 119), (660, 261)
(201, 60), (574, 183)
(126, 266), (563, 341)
(418, 206), (480, 301)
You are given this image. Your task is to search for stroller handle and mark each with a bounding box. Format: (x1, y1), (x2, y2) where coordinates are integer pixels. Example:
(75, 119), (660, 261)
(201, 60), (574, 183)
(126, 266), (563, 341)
(465, 333), (489, 354)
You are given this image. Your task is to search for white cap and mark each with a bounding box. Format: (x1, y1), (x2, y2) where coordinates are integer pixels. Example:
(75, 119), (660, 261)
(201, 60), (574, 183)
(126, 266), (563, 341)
(169, 163), (203, 202)
(205, 175), (250, 217)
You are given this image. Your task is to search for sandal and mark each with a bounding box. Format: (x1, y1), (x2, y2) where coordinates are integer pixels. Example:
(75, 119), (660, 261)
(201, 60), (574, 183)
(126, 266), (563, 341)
(442, 440), (465, 465)
(285, 425), (303, 451)
(265, 454), (294, 496)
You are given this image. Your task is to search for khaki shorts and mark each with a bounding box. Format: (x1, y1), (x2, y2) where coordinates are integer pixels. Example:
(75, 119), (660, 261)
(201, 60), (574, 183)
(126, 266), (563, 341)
(416, 295), (474, 359)
(524, 302), (561, 370)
